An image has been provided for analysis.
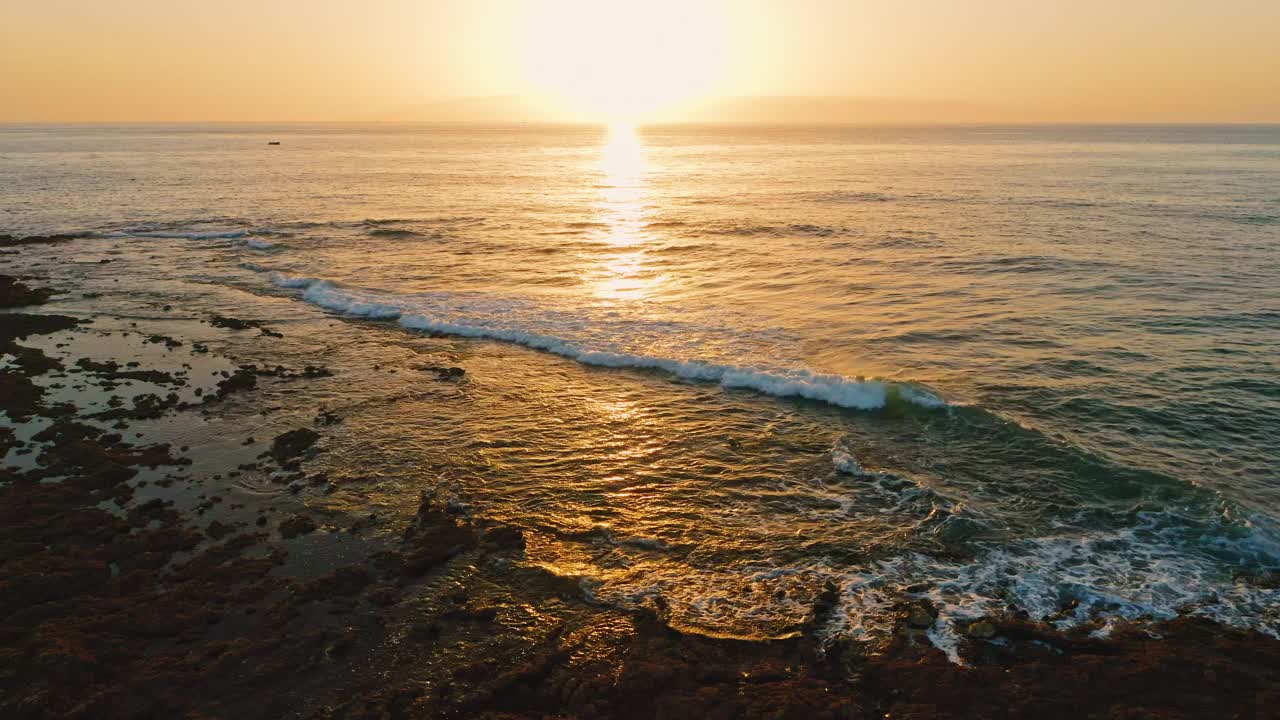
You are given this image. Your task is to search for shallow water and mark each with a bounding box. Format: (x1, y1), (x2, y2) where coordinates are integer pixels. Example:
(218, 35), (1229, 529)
(3, 122), (1279, 647)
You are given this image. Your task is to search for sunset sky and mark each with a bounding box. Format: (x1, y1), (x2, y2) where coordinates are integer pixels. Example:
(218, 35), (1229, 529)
(4, 0), (1278, 123)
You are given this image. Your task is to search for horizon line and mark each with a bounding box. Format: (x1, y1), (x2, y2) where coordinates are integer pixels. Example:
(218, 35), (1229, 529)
(3, 119), (1279, 127)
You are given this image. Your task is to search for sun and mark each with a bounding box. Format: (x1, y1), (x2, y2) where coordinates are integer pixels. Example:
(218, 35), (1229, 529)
(521, 0), (726, 123)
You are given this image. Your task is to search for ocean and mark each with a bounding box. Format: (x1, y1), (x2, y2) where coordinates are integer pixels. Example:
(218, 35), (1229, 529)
(3, 122), (1278, 654)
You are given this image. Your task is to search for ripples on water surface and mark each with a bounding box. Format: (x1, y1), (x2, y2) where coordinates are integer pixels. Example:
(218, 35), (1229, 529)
(3, 122), (1279, 649)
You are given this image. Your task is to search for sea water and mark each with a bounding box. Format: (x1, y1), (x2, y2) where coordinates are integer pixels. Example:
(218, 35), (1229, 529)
(3, 122), (1278, 649)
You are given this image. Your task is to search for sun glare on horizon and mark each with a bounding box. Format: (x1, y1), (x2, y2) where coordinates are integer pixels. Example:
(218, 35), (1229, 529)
(522, 0), (727, 123)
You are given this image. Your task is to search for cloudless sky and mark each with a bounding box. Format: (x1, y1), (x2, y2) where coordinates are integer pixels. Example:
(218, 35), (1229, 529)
(3, 0), (1278, 122)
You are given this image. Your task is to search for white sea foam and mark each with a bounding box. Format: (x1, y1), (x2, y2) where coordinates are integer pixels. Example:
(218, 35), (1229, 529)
(397, 315), (944, 410)
(269, 274), (944, 411)
(269, 272), (316, 288)
(245, 238), (275, 250)
(267, 273), (944, 411)
(831, 445), (876, 477)
(559, 507), (1280, 665)
(299, 279), (403, 319)
(813, 517), (1280, 663)
(828, 443), (960, 524)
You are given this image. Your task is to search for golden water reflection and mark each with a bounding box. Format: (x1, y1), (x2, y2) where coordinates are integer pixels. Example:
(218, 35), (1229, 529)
(588, 123), (666, 302)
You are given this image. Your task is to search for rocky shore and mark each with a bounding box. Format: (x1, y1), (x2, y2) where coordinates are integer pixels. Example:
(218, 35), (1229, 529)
(3, 238), (1279, 719)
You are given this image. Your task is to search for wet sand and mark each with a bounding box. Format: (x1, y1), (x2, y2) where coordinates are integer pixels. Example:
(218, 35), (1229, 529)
(3, 237), (1280, 719)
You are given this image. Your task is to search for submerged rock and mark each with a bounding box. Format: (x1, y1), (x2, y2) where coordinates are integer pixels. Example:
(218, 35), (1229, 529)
(269, 428), (321, 463)
(0, 232), (85, 247)
(75, 358), (181, 385)
(416, 364), (466, 380)
(903, 599), (938, 629)
(480, 524), (526, 551)
(4, 343), (64, 374)
(965, 620), (997, 639)
(0, 276), (55, 307)
(143, 334), (182, 348)
(209, 315), (264, 331)
(802, 579), (842, 633)
(279, 514), (318, 539)
(0, 312), (82, 342)
(205, 520), (233, 540)
(1, 370), (50, 420)
(298, 566), (371, 599)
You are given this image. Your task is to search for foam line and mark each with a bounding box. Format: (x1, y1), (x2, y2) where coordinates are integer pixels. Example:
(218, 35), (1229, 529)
(270, 273), (946, 411)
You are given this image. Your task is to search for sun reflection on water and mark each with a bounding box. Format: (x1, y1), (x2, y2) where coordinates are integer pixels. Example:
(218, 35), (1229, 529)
(588, 123), (666, 301)
(598, 122), (645, 198)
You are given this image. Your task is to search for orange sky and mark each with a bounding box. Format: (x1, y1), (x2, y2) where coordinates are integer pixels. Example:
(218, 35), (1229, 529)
(3, 0), (1278, 123)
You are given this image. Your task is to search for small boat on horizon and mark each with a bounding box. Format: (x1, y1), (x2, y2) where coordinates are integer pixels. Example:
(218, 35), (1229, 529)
(267, 141), (281, 145)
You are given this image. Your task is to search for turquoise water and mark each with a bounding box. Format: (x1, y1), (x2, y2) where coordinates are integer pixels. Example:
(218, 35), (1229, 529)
(3, 122), (1278, 648)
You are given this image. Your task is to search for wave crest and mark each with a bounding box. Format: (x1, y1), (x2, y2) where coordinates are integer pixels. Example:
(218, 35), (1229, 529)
(270, 273), (945, 412)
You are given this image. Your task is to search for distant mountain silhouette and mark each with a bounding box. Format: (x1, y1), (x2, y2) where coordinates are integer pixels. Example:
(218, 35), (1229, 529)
(386, 95), (1000, 124)
(388, 95), (564, 123)
(678, 96), (997, 124)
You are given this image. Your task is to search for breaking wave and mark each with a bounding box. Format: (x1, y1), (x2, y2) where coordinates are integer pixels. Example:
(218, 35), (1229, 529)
(563, 504), (1280, 664)
(269, 273), (945, 412)
(817, 512), (1280, 663)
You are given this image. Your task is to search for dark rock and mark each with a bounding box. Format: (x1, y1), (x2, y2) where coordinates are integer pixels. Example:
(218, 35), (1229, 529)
(213, 368), (257, 397)
(279, 514), (317, 539)
(442, 604), (500, 623)
(208, 316), (283, 338)
(143, 334), (182, 348)
(0, 276), (55, 307)
(206, 520), (233, 540)
(367, 585), (399, 607)
(802, 579), (841, 633)
(75, 358), (180, 385)
(0, 427), (19, 456)
(209, 315), (264, 331)
(416, 364), (466, 380)
(406, 622), (442, 642)
(966, 620), (997, 639)
(0, 232), (85, 247)
(3, 343), (63, 375)
(301, 365), (333, 378)
(481, 525), (526, 551)
(0, 370), (50, 421)
(269, 428), (321, 463)
(0, 312), (83, 344)
(89, 392), (182, 421)
(296, 567), (372, 601)
(0, 313), (83, 387)
(903, 599), (938, 629)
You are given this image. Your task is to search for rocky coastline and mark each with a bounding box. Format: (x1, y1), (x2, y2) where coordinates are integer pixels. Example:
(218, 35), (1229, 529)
(2, 235), (1279, 719)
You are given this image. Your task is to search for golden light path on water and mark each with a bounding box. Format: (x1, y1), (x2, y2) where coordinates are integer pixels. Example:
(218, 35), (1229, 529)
(587, 123), (666, 302)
